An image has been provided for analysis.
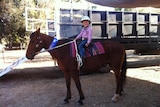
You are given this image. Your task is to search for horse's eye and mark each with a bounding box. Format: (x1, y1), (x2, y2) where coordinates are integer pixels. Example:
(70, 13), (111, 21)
(36, 44), (39, 47)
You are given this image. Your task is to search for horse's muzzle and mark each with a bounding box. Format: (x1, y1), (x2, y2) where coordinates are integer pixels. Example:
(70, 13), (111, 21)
(26, 53), (35, 60)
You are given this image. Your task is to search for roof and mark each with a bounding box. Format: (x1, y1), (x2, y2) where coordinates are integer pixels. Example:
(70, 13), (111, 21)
(86, 0), (160, 8)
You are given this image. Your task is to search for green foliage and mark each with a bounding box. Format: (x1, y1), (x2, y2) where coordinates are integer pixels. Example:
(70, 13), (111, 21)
(0, 0), (26, 48)
(0, 0), (55, 49)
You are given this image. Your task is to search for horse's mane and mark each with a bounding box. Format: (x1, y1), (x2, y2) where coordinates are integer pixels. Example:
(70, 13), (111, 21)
(30, 32), (36, 38)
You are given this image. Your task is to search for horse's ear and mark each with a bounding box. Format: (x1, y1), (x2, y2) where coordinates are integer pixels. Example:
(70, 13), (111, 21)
(37, 28), (40, 33)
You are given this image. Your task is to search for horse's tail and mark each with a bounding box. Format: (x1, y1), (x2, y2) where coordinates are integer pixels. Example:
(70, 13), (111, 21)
(121, 52), (127, 84)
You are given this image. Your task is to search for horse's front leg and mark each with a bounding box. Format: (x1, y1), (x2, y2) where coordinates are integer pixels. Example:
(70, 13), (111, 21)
(64, 72), (71, 103)
(71, 70), (85, 105)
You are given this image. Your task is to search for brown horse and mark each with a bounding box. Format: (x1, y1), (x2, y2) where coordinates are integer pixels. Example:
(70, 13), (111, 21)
(26, 28), (127, 105)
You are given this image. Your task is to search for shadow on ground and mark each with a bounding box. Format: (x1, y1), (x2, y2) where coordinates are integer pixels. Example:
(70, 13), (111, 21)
(0, 66), (160, 107)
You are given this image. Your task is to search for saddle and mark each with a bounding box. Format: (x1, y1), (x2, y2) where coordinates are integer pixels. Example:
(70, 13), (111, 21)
(70, 41), (105, 58)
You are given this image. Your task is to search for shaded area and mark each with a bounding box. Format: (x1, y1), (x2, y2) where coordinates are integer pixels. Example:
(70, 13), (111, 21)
(0, 66), (63, 82)
(0, 50), (160, 106)
(0, 67), (159, 107)
(127, 55), (160, 68)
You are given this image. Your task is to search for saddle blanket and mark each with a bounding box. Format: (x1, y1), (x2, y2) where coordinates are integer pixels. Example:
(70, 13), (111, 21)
(70, 42), (105, 58)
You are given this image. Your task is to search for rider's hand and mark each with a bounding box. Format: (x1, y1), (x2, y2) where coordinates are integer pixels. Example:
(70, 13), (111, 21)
(74, 38), (77, 41)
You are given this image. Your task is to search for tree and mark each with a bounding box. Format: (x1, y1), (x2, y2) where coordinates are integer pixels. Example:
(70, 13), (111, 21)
(0, 0), (10, 42)
(0, 0), (26, 48)
(0, 0), (55, 48)
(0, 0), (81, 48)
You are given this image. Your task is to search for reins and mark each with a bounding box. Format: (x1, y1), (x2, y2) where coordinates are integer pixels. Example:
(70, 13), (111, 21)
(36, 40), (74, 54)
(35, 40), (83, 70)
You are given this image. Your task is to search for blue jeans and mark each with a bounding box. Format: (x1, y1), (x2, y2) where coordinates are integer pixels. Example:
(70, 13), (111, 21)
(78, 40), (87, 58)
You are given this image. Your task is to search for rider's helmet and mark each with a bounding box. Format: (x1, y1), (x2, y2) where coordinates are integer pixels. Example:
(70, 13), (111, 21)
(81, 16), (91, 23)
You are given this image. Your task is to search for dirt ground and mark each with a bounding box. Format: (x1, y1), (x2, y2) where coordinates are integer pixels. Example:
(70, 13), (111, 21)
(0, 50), (160, 107)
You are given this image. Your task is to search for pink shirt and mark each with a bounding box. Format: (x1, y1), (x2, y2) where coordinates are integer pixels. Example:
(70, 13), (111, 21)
(76, 26), (92, 44)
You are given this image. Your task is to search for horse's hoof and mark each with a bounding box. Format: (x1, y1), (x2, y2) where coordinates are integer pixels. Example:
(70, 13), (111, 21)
(111, 99), (117, 103)
(63, 99), (69, 104)
(111, 94), (120, 102)
(77, 100), (84, 106)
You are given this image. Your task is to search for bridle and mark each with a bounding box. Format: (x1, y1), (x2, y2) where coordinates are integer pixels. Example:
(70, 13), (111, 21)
(34, 34), (43, 49)
(29, 33), (44, 57)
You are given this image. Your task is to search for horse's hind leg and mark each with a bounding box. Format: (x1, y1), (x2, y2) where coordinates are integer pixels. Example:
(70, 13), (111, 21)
(71, 71), (85, 105)
(111, 67), (122, 102)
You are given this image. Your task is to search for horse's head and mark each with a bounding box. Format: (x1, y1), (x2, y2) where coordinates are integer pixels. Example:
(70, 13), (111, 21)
(26, 28), (44, 60)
